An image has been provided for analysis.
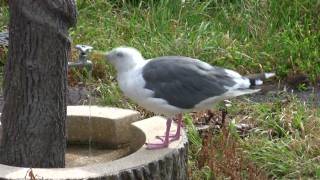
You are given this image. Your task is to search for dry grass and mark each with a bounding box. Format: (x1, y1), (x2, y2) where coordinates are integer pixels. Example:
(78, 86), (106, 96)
(196, 126), (268, 179)
(188, 92), (320, 179)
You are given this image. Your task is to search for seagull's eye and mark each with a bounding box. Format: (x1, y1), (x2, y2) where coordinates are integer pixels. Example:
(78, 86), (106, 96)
(116, 52), (124, 57)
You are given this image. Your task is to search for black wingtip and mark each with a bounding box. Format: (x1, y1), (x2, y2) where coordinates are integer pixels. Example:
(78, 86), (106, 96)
(247, 72), (275, 87)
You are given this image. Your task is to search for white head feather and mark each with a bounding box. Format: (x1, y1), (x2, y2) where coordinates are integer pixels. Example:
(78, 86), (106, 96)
(106, 47), (145, 73)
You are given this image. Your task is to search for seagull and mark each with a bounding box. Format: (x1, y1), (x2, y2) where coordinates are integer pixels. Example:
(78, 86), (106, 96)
(105, 47), (275, 149)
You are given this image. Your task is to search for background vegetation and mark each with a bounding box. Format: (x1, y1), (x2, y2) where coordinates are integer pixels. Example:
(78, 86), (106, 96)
(73, 0), (319, 81)
(1, 0), (319, 179)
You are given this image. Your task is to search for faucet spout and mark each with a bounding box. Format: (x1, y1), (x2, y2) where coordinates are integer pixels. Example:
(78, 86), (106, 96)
(68, 45), (93, 73)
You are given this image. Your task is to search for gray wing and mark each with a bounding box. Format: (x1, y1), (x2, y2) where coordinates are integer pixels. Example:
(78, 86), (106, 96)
(142, 56), (236, 109)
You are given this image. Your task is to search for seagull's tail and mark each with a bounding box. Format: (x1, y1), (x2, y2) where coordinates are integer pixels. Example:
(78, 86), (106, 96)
(245, 72), (275, 87)
(224, 72), (275, 98)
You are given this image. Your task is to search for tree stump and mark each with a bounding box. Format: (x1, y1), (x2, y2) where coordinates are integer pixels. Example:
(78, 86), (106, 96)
(113, 143), (189, 180)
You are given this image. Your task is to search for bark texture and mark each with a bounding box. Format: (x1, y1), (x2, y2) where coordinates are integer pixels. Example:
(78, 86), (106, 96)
(108, 141), (189, 180)
(0, 0), (76, 167)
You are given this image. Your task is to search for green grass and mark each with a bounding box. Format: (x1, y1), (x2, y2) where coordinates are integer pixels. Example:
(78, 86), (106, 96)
(71, 0), (320, 82)
(95, 81), (132, 108)
(1, 1), (319, 80)
(1, 0), (320, 178)
(234, 94), (319, 178)
(244, 96), (320, 178)
(0, 1), (8, 31)
(189, 93), (320, 179)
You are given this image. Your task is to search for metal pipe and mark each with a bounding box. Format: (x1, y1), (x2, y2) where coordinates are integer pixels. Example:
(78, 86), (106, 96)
(68, 44), (93, 73)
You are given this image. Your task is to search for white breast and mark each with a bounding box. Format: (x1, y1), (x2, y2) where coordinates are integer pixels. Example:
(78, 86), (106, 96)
(117, 65), (152, 104)
(116, 65), (185, 116)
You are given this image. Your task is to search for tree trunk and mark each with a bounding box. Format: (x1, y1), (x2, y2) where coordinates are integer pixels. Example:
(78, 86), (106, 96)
(0, 0), (77, 168)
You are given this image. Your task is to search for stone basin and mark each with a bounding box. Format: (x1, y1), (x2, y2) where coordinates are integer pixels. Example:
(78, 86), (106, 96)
(67, 106), (141, 149)
(0, 106), (188, 179)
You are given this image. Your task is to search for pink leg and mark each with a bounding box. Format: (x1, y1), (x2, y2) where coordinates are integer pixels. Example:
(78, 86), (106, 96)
(145, 118), (172, 149)
(156, 114), (182, 142)
(170, 113), (182, 141)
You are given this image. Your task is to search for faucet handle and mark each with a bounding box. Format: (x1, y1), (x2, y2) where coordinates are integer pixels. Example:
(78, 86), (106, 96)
(75, 45), (93, 54)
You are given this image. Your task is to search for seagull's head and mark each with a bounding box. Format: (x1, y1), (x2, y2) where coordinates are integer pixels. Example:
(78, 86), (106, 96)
(106, 46), (144, 72)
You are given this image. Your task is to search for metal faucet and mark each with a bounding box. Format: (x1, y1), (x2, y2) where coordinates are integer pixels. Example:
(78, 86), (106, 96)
(68, 45), (93, 73)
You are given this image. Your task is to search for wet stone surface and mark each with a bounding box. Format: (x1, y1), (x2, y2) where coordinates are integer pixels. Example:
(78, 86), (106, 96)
(65, 145), (131, 167)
